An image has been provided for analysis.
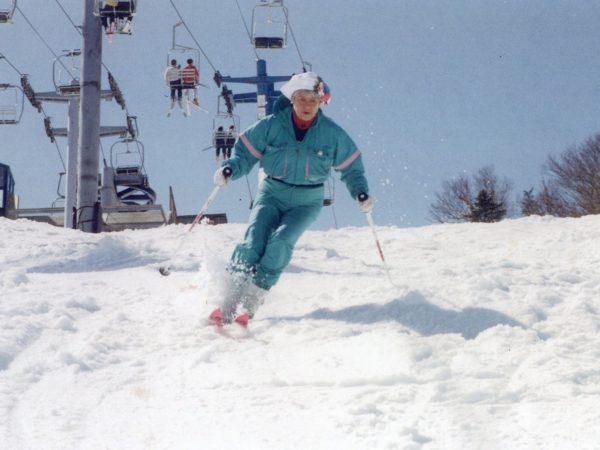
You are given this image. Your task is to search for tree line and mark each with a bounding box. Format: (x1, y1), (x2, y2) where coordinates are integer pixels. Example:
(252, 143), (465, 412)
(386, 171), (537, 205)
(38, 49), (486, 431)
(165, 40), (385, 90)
(429, 133), (600, 223)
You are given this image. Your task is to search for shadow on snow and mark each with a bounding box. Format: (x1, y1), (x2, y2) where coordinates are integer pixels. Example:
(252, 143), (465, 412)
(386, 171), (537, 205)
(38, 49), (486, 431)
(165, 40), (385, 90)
(280, 291), (525, 340)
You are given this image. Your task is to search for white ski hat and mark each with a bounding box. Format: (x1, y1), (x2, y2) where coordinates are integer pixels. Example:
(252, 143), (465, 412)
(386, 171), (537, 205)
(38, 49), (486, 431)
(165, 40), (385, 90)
(281, 71), (331, 104)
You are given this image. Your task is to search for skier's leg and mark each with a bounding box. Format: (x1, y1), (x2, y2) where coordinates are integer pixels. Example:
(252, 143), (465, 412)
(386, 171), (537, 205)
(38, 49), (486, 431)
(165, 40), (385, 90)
(222, 200), (280, 321)
(254, 203), (321, 291)
(254, 186), (323, 291)
(177, 86), (183, 109)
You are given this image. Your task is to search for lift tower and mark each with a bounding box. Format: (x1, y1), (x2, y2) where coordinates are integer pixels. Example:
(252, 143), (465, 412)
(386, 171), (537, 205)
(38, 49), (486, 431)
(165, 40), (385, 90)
(215, 59), (290, 119)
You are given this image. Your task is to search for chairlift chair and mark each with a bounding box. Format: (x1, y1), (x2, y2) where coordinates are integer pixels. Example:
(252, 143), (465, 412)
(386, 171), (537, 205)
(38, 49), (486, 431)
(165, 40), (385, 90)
(212, 93), (239, 148)
(0, 83), (24, 125)
(212, 112), (240, 150)
(110, 137), (145, 185)
(109, 137), (156, 205)
(51, 172), (65, 209)
(167, 22), (202, 106)
(94, 0), (137, 35)
(52, 50), (81, 97)
(0, 0), (16, 24)
(251, 0), (288, 49)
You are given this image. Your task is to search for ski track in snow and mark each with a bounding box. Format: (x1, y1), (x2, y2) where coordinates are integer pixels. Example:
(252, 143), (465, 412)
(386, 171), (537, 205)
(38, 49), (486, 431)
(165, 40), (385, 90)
(2, 216), (600, 449)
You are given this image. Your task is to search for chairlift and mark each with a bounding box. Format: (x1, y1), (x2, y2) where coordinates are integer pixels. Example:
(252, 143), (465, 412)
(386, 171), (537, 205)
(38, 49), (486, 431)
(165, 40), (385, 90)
(0, 83), (24, 125)
(251, 0), (288, 49)
(94, 0), (136, 36)
(211, 92), (239, 148)
(0, 0), (16, 24)
(52, 50), (81, 97)
(110, 137), (155, 205)
(212, 113), (240, 154)
(167, 22), (201, 107)
(51, 172), (66, 208)
(110, 137), (145, 182)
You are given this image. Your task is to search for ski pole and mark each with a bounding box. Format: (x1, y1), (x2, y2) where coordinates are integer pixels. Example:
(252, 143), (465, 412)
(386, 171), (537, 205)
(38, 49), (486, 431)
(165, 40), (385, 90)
(159, 185), (221, 276)
(188, 185), (221, 232)
(365, 212), (396, 287)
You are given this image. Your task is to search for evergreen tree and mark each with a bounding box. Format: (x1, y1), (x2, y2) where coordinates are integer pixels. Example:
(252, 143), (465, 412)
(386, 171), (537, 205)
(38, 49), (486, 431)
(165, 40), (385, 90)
(520, 188), (542, 216)
(430, 166), (512, 223)
(468, 189), (507, 223)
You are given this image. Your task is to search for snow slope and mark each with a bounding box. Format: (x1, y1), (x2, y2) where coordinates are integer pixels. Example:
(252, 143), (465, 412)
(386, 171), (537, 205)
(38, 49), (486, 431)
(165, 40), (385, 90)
(1, 215), (600, 449)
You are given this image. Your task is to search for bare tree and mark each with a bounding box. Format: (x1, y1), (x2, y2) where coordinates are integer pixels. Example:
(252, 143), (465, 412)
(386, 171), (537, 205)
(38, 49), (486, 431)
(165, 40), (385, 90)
(430, 165), (512, 223)
(429, 175), (472, 223)
(543, 134), (600, 216)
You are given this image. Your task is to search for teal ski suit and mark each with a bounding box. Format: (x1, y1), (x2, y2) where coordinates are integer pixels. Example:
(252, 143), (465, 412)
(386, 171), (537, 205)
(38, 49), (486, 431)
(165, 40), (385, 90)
(223, 95), (369, 291)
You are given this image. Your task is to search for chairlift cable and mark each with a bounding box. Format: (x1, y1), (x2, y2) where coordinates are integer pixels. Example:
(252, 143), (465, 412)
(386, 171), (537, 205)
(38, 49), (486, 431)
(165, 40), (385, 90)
(54, 0), (80, 34)
(0, 51), (24, 76)
(233, 0), (260, 61)
(169, 0), (218, 72)
(282, 9), (307, 71)
(15, 4), (77, 80)
(39, 105), (67, 171)
(1, 55), (67, 170)
(54, 0), (131, 116)
(99, 140), (108, 163)
(50, 134), (67, 170)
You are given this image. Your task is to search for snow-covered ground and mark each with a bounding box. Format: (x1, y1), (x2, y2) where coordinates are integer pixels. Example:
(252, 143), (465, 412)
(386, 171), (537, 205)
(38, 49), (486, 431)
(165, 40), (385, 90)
(1, 215), (600, 449)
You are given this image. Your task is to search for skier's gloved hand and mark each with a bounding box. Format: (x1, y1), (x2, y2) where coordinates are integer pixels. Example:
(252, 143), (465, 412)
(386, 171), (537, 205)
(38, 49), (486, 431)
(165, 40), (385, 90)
(357, 192), (374, 214)
(214, 166), (233, 186)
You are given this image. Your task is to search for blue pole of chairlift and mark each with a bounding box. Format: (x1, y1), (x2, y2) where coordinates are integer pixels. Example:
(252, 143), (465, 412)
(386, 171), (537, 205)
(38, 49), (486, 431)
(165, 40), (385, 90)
(220, 59), (289, 116)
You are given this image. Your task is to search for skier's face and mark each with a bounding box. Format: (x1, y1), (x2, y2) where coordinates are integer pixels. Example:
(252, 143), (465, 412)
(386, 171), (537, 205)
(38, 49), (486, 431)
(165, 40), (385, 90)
(292, 90), (321, 121)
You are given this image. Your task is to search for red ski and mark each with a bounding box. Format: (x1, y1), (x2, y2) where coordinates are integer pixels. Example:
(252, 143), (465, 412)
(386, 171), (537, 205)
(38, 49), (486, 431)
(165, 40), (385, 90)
(208, 308), (249, 328)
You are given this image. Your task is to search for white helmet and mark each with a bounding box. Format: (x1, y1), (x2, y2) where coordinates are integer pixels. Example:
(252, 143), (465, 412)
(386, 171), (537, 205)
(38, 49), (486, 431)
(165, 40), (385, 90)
(281, 71), (331, 104)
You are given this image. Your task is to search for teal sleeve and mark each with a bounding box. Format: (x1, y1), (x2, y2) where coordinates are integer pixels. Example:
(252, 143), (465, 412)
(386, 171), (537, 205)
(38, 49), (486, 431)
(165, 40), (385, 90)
(222, 119), (270, 180)
(333, 129), (370, 199)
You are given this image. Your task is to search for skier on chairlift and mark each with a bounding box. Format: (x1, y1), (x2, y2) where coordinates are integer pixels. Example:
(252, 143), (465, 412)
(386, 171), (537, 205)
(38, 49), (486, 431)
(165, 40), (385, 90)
(225, 125), (236, 159)
(99, 1), (134, 37)
(215, 126), (227, 161)
(182, 58), (200, 107)
(164, 59), (185, 117)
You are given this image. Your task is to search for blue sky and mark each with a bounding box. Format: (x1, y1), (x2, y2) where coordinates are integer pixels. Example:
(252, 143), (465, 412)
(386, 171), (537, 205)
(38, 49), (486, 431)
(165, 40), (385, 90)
(2, 1), (600, 229)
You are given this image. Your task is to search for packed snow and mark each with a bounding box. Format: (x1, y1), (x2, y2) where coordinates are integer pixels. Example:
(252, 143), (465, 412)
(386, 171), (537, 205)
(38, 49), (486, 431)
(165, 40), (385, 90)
(1, 215), (600, 449)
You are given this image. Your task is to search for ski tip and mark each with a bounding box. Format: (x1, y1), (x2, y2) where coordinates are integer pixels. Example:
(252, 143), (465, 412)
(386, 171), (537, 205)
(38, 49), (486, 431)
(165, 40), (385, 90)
(234, 313), (249, 328)
(208, 308), (224, 327)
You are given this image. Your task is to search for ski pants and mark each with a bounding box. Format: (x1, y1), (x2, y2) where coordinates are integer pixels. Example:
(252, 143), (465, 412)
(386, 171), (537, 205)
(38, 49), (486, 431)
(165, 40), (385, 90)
(169, 81), (182, 100)
(229, 177), (324, 290)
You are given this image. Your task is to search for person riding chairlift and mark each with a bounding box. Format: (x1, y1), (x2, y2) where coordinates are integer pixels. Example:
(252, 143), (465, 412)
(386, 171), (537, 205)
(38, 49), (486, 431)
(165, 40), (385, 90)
(99, 1), (134, 37)
(181, 58), (200, 107)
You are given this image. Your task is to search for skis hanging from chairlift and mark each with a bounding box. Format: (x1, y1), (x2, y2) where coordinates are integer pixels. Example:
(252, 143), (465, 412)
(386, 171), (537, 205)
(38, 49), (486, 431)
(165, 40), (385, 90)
(93, 0), (137, 43)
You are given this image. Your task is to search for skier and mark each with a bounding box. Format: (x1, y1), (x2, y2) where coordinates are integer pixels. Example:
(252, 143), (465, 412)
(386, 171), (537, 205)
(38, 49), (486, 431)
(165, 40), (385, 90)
(225, 125), (236, 159)
(215, 126), (227, 161)
(209, 71), (373, 326)
(164, 59), (184, 117)
(181, 58), (200, 107)
(99, 0), (134, 36)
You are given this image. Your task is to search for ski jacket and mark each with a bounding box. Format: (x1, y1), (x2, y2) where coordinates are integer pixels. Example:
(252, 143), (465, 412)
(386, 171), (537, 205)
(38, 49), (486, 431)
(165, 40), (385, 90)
(164, 66), (181, 83)
(181, 65), (199, 84)
(225, 96), (369, 199)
